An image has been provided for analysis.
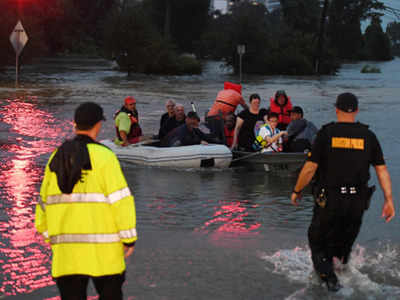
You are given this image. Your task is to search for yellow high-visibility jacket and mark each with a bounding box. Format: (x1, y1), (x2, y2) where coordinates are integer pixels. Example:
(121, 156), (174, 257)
(35, 142), (137, 278)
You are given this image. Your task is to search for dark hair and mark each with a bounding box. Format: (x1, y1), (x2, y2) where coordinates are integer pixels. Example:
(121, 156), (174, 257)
(267, 112), (279, 120)
(187, 111), (200, 121)
(259, 108), (269, 120)
(249, 93), (261, 103)
(290, 106), (303, 117)
(74, 102), (106, 130)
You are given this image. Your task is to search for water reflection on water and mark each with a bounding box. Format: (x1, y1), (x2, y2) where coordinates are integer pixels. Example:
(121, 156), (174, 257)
(0, 97), (73, 296)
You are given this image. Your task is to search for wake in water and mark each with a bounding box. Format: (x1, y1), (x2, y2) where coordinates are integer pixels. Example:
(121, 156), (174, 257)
(260, 244), (400, 299)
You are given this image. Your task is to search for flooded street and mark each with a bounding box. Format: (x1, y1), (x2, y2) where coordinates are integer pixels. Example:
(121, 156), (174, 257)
(0, 58), (400, 299)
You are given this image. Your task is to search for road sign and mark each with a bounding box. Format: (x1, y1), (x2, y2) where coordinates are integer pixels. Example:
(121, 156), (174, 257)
(10, 21), (28, 57)
(237, 44), (245, 55)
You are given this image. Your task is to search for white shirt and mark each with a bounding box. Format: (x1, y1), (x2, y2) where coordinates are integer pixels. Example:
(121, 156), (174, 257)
(258, 125), (281, 152)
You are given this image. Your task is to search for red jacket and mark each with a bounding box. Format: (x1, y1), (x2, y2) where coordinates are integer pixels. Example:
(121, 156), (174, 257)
(269, 97), (293, 128)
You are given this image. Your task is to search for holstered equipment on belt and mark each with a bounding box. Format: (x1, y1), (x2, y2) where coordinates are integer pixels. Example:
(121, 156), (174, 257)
(313, 184), (375, 210)
(364, 185), (376, 210)
(313, 185), (327, 208)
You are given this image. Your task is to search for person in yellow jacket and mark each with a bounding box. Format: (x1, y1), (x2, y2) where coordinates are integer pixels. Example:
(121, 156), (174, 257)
(35, 102), (137, 300)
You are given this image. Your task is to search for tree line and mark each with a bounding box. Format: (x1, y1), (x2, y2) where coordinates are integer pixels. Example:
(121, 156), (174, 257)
(0, 0), (397, 75)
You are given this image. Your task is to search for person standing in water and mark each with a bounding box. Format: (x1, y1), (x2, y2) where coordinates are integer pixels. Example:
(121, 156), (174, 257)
(36, 102), (137, 299)
(290, 93), (395, 292)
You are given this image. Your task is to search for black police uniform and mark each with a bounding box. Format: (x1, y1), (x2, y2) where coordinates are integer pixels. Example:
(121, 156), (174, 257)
(307, 121), (385, 281)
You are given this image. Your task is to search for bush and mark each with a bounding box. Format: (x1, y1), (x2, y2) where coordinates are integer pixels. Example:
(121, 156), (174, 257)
(361, 64), (381, 73)
(104, 5), (202, 75)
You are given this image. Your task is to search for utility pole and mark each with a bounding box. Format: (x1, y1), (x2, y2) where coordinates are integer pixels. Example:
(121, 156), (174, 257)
(237, 44), (245, 84)
(315, 0), (330, 74)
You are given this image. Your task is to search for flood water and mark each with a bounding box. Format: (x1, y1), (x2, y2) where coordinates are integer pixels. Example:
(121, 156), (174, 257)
(0, 58), (399, 299)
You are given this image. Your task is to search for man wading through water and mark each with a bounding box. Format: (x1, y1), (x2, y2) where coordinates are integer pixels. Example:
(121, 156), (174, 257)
(36, 102), (137, 300)
(290, 93), (395, 292)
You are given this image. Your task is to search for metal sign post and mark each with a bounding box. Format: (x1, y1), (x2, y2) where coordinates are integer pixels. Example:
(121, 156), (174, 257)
(237, 44), (245, 84)
(10, 21), (29, 87)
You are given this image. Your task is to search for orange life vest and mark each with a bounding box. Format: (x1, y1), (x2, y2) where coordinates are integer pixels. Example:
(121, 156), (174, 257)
(269, 97), (293, 127)
(208, 89), (244, 117)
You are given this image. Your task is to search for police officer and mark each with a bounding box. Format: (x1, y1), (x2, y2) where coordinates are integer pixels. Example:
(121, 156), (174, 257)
(290, 93), (395, 292)
(36, 102), (137, 300)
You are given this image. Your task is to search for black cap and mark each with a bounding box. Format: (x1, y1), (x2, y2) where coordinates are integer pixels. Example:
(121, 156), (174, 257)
(187, 111), (200, 121)
(335, 93), (358, 113)
(290, 106), (303, 116)
(74, 102), (106, 128)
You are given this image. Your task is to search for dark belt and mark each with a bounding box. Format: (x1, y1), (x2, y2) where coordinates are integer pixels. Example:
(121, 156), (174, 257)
(216, 100), (236, 108)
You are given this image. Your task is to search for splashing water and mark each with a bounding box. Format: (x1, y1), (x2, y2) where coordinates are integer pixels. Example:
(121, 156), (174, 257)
(259, 244), (400, 299)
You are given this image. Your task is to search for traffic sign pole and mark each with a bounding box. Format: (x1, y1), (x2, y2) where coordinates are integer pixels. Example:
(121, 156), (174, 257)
(16, 54), (19, 87)
(9, 21), (28, 87)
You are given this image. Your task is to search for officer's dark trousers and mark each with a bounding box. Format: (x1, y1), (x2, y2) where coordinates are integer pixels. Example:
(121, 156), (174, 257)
(308, 190), (365, 276)
(55, 272), (125, 300)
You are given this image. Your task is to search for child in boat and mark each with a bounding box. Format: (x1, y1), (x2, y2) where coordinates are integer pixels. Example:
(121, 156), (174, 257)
(253, 112), (287, 152)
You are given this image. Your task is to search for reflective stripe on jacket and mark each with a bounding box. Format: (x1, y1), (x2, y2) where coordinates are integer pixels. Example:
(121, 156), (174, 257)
(35, 143), (137, 278)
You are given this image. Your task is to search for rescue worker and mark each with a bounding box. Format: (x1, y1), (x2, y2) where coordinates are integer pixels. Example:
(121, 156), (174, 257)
(290, 93), (395, 292)
(206, 82), (249, 144)
(114, 96), (143, 145)
(269, 90), (293, 130)
(35, 102), (137, 300)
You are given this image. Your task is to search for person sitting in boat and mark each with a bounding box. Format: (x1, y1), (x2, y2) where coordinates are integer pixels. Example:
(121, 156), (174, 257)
(160, 99), (175, 128)
(269, 90), (293, 130)
(253, 112), (287, 152)
(231, 93), (265, 152)
(161, 111), (215, 147)
(114, 96), (143, 146)
(224, 112), (236, 148)
(158, 104), (186, 140)
(284, 106), (318, 152)
(206, 82), (249, 144)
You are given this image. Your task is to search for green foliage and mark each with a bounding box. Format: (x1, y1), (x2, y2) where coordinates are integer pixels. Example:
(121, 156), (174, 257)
(103, 6), (201, 75)
(201, 1), (338, 75)
(363, 18), (392, 61)
(143, 0), (211, 54)
(326, 0), (385, 60)
(280, 0), (321, 34)
(361, 64), (381, 73)
(386, 21), (400, 57)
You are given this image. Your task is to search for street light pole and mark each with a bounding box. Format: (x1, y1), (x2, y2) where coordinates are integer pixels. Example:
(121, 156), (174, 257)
(237, 44), (245, 84)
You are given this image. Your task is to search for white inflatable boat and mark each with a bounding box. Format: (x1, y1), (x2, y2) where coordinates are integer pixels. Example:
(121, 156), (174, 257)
(101, 139), (232, 169)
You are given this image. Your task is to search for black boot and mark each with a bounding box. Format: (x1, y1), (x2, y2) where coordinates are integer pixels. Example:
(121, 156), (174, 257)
(325, 272), (342, 292)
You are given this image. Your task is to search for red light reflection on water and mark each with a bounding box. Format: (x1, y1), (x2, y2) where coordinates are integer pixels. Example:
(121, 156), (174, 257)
(198, 201), (261, 245)
(0, 98), (73, 297)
